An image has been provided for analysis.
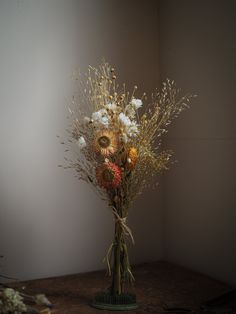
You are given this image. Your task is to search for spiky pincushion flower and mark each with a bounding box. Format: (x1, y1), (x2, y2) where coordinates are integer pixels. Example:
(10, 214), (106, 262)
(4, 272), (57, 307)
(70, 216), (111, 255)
(96, 162), (121, 189)
(93, 130), (118, 157)
(126, 147), (138, 170)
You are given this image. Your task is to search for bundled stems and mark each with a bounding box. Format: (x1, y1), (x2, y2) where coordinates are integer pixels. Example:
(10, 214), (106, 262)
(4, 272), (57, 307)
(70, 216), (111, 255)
(111, 221), (122, 295)
(110, 205), (134, 296)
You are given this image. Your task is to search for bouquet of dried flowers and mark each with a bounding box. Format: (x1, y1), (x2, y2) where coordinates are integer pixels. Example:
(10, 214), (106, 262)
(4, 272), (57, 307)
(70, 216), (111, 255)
(60, 61), (195, 307)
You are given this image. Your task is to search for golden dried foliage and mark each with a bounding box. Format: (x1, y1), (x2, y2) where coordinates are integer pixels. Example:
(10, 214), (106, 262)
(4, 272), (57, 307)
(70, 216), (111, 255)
(60, 61), (195, 209)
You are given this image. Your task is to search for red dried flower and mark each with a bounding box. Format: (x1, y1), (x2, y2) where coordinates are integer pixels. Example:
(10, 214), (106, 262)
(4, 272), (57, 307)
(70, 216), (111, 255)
(96, 162), (122, 189)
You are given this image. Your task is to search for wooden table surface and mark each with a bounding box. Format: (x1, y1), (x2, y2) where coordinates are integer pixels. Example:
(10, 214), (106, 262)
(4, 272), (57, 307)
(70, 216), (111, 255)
(12, 261), (232, 314)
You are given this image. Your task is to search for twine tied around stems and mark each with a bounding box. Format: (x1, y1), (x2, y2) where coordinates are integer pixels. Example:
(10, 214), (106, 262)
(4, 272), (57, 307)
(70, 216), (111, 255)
(112, 208), (135, 245)
(103, 207), (135, 280)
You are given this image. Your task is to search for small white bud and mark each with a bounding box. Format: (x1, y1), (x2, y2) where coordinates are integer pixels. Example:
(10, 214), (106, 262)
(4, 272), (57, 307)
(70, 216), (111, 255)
(76, 136), (86, 149)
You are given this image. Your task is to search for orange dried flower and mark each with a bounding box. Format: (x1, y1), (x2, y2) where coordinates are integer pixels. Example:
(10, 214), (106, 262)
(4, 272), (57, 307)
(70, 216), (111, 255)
(126, 147), (138, 170)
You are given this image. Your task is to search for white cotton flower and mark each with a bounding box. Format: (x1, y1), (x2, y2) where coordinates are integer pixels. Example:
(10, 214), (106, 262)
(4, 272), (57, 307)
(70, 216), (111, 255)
(131, 98), (142, 109)
(92, 108), (107, 120)
(106, 102), (117, 111)
(92, 110), (102, 121)
(91, 109), (109, 128)
(118, 112), (131, 126)
(127, 121), (139, 137)
(100, 116), (109, 127)
(76, 136), (86, 149)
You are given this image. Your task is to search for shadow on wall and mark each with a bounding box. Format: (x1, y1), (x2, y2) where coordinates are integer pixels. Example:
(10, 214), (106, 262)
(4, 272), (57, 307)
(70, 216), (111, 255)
(159, 0), (236, 285)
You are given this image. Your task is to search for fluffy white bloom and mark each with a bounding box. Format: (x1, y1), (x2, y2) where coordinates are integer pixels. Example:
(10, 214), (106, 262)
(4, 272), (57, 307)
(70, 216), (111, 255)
(92, 109), (106, 121)
(119, 113), (138, 139)
(118, 112), (131, 126)
(76, 136), (86, 149)
(92, 109), (109, 128)
(131, 98), (142, 109)
(127, 121), (139, 137)
(106, 102), (117, 111)
(100, 116), (109, 128)
(92, 111), (102, 121)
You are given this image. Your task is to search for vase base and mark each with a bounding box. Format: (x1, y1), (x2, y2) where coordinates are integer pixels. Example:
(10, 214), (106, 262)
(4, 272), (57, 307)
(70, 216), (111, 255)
(91, 291), (138, 311)
(91, 302), (138, 311)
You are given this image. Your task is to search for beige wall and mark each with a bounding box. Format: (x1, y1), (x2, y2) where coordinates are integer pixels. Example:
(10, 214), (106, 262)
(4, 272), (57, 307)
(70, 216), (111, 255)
(2, 0), (235, 286)
(159, 0), (236, 285)
(0, 0), (161, 280)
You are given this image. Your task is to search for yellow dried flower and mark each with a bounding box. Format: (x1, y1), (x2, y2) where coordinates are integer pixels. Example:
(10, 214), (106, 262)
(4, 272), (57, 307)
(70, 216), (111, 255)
(93, 130), (118, 157)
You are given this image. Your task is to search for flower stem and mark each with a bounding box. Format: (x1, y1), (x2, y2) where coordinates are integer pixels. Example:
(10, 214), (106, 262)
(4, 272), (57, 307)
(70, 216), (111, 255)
(111, 219), (123, 295)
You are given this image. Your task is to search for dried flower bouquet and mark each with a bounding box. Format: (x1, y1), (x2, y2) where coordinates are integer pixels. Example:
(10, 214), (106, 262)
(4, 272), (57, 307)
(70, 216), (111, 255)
(60, 61), (194, 309)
